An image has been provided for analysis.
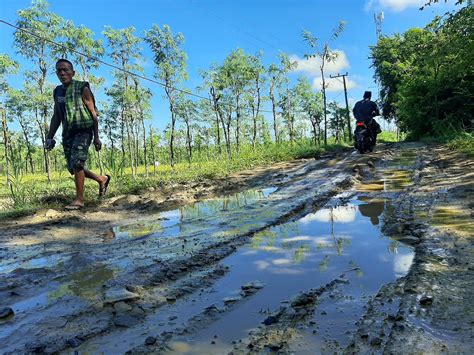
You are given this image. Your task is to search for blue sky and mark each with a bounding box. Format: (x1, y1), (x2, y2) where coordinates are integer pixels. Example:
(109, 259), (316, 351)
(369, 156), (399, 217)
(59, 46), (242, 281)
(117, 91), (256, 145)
(0, 0), (461, 132)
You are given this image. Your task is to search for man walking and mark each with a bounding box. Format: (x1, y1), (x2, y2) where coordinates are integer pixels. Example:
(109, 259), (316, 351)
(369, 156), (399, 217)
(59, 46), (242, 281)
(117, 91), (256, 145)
(45, 59), (110, 209)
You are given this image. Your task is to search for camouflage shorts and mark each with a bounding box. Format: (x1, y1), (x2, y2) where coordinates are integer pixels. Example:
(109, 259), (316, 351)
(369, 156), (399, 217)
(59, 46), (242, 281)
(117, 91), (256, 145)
(62, 131), (92, 174)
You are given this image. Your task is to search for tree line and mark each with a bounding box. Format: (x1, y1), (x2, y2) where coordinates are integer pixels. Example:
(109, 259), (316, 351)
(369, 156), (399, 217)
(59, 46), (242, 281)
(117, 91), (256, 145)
(0, 0), (349, 188)
(371, 3), (473, 138)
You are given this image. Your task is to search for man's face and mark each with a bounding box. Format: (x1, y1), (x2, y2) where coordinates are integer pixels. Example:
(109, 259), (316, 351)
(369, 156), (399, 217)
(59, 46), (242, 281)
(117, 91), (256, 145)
(56, 62), (74, 85)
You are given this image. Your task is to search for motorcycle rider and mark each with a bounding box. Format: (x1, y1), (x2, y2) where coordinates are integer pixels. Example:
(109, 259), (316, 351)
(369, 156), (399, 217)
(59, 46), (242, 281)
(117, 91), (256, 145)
(352, 91), (382, 146)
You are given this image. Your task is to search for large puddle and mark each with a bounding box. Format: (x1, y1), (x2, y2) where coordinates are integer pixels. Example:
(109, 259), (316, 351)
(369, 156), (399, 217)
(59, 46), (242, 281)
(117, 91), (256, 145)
(111, 187), (278, 240)
(78, 195), (414, 354)
(162, 197), (414, 353)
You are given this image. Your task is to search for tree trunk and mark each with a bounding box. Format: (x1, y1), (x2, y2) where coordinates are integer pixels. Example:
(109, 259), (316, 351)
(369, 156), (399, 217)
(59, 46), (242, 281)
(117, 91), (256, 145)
(270, 84), (278, 144)
(18, 118), (34, 173)
(310, 117), (318, 146)
(225, 111), (232, 158)
(120, 110), (126, 167)
(125, 119), (135, 178)
(321, 46), (328, 147)
(209, 89), (222, 154)
(170, 107), (176, 168)
(252, 76), (261, 149)
(321, 71), (328, 147)
(149, 125), (157, 176)
(235, 95), (241, 153)
(185, 118), (192, 164)
(211, 89), (230, 158)
(141, 117), (148, 177)
(1, 110), (11, 188)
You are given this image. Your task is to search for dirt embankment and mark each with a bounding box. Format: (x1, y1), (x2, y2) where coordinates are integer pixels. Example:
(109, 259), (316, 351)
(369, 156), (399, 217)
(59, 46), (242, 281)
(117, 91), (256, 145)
(0, 143), (472, 354)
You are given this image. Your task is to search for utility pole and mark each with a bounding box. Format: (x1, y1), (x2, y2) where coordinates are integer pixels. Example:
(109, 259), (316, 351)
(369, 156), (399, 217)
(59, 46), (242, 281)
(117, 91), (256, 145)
(330, 72), (352, 141)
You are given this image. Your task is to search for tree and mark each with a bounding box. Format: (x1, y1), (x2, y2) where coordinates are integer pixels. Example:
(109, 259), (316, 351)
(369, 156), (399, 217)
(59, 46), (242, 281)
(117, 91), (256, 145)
(268, 53), (296, 143)
(60, 22), (105, 87)
(201, 67), (229, 155)
(132, 77), (152, 176)
(371, 6), (473, 138)
(302, 21), (346, 146)
(145, 24), (188, 168)
(219, 49), (255, 152)
(103, 26), (143, 176)
(246, 52), (265, 149)
(294, 77), (324, 145)
(279, 88), (296, 143)
(14, 0), (64, 183)
(0, 54), (20, 188)
(175, 94), (197, 164)
(6, 88), (37, 173)
(328, 102), (347, 143)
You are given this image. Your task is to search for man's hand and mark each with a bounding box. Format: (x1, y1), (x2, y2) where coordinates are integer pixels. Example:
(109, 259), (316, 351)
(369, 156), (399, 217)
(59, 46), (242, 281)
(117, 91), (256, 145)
(94, 137), (102, 151)
(44, 139), (56, 151)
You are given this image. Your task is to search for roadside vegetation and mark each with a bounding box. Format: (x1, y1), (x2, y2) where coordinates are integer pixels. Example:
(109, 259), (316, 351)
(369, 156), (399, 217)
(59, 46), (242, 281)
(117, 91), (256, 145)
(371, 3), (473, 141)
(0, 139), (351, 218)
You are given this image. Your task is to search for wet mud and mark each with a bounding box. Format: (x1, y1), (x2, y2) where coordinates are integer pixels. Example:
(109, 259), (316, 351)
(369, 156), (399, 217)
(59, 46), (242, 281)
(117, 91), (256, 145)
(0, 143), (472, 354)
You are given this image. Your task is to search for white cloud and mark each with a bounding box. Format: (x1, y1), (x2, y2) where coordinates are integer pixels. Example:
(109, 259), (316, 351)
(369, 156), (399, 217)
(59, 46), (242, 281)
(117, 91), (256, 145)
(393, 252), (414, 276)
(290, 50), (350, 76)
(364, 0), (376, 11)
(281, 236), (312, 243)
(272, 258), (292, 266)
(312, 76), (358, 92)
(255, 260), (270, 270)
(290, 50), (359, 92)
(365, 0), (425, 12)
(300, 205), (357, 224)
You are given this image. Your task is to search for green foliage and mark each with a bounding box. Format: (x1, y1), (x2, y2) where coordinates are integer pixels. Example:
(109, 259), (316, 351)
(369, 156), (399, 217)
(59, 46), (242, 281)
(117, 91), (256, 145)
(377, 131), (400, 143)
(0, 140), (343, 217)
(446, 132), (474, 157)
(371, 5), (474, 138)
(8, 174), (32, 208)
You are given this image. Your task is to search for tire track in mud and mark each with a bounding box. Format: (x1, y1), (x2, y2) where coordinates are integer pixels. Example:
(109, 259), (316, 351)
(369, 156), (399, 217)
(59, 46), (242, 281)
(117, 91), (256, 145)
(1, 152), (369, 354)
(346, 143), (474, 354)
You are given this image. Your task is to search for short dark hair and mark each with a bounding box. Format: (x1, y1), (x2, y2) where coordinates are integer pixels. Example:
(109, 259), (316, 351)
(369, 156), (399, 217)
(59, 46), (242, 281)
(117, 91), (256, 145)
(363, 91), (372, 99)
(56, 59), (74, 70)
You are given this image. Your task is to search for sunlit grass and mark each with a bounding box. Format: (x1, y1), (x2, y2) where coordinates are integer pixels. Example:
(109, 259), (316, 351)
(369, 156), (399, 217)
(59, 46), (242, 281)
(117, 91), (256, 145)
(0, 141), (348, 217)
(446, 132), (474, 157)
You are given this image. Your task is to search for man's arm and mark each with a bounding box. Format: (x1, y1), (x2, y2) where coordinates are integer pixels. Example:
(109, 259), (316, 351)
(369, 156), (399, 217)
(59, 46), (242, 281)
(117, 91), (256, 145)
(371, 101), (380, 116)
(46, 100), (61, 142)
(352, 102), (359, 119)
(82, 86), (102, 151)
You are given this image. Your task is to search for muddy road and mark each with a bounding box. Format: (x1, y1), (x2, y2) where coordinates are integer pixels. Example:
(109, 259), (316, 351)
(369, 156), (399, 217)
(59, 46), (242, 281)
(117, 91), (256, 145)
(0, 142), (472, 354)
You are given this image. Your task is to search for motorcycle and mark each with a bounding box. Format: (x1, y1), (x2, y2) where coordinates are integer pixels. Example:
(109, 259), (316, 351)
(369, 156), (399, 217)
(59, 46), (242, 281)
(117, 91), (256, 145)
(354, 120), (375, 154)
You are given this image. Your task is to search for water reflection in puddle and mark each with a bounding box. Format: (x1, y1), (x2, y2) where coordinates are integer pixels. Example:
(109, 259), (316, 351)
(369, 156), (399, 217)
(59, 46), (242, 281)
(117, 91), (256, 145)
(0, 253), (71, 274)
(174, 197), (414, 351)
(112, 187), (277, 240)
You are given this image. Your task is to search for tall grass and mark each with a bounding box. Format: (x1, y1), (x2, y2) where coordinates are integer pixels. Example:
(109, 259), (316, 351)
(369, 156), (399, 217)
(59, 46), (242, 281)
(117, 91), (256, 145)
(0, 140), (344, 217)
(446, 132), (474, 157)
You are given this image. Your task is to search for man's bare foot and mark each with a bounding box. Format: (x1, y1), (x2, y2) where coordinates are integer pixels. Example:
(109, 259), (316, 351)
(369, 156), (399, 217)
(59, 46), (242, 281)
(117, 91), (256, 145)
(99, 175), (111, 198)
(65, 200), (84, 210)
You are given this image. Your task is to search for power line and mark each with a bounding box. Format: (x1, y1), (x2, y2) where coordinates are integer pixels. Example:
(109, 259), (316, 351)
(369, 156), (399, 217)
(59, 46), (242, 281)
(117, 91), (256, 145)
(189, 0), (281, 52)
(188, 0), (304, 55)
(0, 19), (206, 100)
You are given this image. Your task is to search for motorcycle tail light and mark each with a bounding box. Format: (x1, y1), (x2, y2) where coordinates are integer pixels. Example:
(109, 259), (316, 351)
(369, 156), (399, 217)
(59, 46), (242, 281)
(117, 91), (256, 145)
(356, 122), (365, 127)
